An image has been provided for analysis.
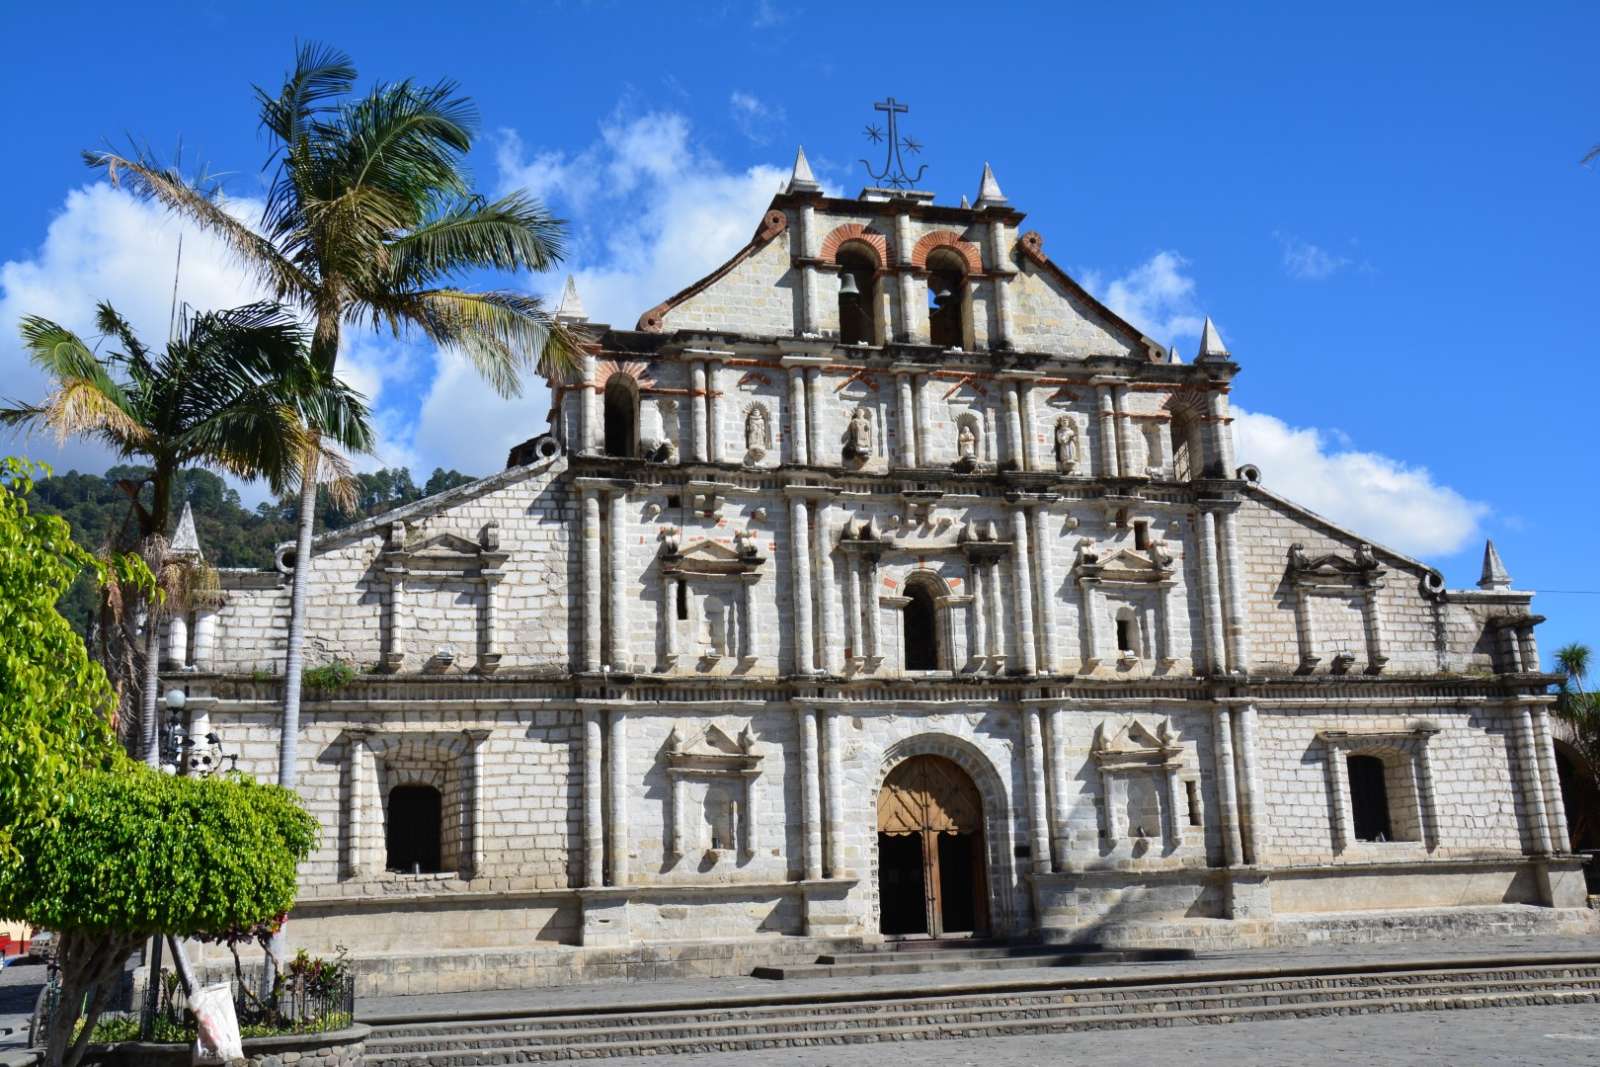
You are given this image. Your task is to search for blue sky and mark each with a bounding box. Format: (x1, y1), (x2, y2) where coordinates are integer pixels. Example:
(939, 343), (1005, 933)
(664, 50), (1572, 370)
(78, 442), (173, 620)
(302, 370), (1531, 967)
(1, 2), (1596, 665)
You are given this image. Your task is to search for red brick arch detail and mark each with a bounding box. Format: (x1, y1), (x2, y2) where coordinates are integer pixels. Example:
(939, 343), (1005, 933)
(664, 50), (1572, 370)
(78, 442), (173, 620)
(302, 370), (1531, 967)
(910, 230), (983, 274)
(818, 223), (890, 267)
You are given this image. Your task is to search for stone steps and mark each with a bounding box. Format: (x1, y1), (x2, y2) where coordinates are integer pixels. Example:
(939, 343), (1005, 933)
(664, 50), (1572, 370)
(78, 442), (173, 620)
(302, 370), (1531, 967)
(361, 959), (1600, 1064)
(782, 943), (1193, 977)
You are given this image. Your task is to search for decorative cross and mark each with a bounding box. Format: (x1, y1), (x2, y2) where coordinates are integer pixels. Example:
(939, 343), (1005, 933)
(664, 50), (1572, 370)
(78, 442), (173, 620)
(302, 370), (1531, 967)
(861, 97), (928, 189)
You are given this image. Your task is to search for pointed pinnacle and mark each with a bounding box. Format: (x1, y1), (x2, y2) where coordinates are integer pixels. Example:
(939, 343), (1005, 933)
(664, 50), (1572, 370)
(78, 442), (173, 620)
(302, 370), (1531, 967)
(555, 275), (587, 322)
(1168, 344), (1184, 365)
(975, 162), (1006, 207)
(787, 145), (820, 193)
(171, 501), (202, 559)
(1478, 539), (1512, 591)
(1196, 316), (1230, 361)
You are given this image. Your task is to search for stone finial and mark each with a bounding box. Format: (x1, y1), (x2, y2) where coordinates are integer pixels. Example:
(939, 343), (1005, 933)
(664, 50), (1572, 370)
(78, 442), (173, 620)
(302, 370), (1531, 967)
(1196, 316), (1230, 362)
(555, 275), (587, 322)
(959, 194), (971, 209)
(1478, 539), (1513, 591)
(1168, 344), (1184, 365)
(786, 145), (821, 193)
(170, 501), (203, 559)
(975, 162), (1007, 208)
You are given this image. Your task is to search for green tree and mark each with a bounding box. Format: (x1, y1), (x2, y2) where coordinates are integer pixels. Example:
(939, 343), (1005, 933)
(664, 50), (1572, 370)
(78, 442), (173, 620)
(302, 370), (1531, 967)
(0, 459), (123, 857)
(0, 767), (318, 1067)
(88, 42), (580, 792)
(1, 302), (370, 764)
(1555, 643), (1600, 813)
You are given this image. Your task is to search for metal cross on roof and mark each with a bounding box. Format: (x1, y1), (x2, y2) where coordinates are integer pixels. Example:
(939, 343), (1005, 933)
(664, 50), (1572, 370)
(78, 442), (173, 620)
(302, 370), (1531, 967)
(860, 97), (928, 189)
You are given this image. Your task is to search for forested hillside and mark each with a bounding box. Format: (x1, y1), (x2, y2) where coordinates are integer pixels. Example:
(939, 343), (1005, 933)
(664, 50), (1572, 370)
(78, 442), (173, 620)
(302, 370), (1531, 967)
(30, 464), (478, 635)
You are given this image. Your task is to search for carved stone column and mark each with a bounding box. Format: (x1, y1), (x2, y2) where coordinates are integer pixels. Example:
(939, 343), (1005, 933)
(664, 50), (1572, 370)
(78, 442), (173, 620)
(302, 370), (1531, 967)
(823, 709), (845, 877)
(1023, 708), (1051, 874)
(1003, 383), (1026, 470)
(607, 708), (629, 885)
(1213, 706), (1243, 865)
(659, 573), (678, 668)
(1111, 385), (1132, 479)
(737, 574), (757, 662)
(1196, 510), (1227, 674)
(1096, 385), (1118, 477)
(1325, 735), (1352, 853)
(345, 732), (371, 879)
(845, 557), (863, 664)
(607, 491), (628, 671)
(896, 372), (916, 469)
(895, 212), (919, 343)
(1416, 734), (1441, 850)
(1217, 508), (1250, 673)
(465, 729), (490, 879)
(580, 351), (598, 454)
(799, 202), (819, 333)
(1030, 505), (1057, 673)
(1207, 389), (1234, 477)
(706, 358), (723, 464)
(1078, 575), (1103, 668)
(581, 488), (602, 671)
(690, 361), (708, 462)
(985, 562), (1005, 669)
(1534, 706), (1570, 852)
(1361, 585), (1388, 670)
(583, 709), (604, 887)
(1293, 584), (1319, 669)
(863, 558), (882, 661)
(789, 496), (815, 673)
(813, 501), (842, 673)
(1157, 580), (1179, 665)
(806, 368), (823, 465)
(788, 366), (810, 466)
(480, 567), (503, 670)
(1517, 705), (1553, 854)
(914, 374), (931, 466)
(1046, 706), (1072, 870)
(384, 559), (408, 672)
(798, 707), (823, 880)
(969, 560), (989, 669)
(163, 614), (188, 670)
(1020, 381), (1040, 472)
(1008, 506), (1037, 674)
(988, 219), (1014, 347)
(1234, 705), (1261, 864)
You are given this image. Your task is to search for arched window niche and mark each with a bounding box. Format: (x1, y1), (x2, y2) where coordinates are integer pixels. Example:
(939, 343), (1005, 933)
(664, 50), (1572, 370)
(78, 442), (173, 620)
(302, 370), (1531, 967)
(386, 783), (444, 874)
(902, 572), (948, 673)
(925, 247), (969, 349)
(1170, 408), (1202, 482)
(603, 375), (640, 458)
(836, 243), (881, 346)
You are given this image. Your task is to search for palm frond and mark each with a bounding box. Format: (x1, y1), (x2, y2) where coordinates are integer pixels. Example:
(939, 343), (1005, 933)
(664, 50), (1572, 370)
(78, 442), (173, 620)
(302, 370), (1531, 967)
(339, 79), (475, 207)
(93, 302), (153, 370)
(86, 151), (311, 302)
(387, 192), (568, 285)
(368, 288), (582, 395)
(255, 41), (356, 147)
(40, 380), (153, 448)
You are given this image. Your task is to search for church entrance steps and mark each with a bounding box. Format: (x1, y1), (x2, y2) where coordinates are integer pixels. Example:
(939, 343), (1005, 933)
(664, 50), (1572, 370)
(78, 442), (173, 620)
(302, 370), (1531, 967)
(758, 940), (1194, 978)
(360, 956), (1600, 1065)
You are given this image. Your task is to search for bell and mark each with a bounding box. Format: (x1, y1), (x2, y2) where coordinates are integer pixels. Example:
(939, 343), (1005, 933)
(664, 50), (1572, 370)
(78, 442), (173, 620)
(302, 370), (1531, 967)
(838, 273), (860, 296)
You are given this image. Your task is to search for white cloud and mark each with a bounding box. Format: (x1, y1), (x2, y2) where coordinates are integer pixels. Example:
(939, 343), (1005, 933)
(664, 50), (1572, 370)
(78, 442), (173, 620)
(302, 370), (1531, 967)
(729, 91), (785, 145)
(1080, 251), (1205, 347)
(416, 109), (791, 473)
(1233, 407), (1487, 557)
(1274, 231), (1351, 281)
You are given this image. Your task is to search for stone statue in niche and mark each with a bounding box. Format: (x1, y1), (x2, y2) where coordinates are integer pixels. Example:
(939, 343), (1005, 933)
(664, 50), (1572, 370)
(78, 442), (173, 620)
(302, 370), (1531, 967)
(953, 418), (979, 473)
(744, 405), (771, 460)
(1054, 416), (1080, 473)
(843, 406), (873, 461)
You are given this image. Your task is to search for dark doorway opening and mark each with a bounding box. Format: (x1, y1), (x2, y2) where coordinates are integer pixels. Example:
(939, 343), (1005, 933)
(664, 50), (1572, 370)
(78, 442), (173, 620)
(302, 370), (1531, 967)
(877, 832), (928, 936)
(386, 784), (443, 873)
(877, 754), (988, 937)
(904, 579), (940, 670)
(604, 377), (638, 458)
(1348, 754), (1392, 842)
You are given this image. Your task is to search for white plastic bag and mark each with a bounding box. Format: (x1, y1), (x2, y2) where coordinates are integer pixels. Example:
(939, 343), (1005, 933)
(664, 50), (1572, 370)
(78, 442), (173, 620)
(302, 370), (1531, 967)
(189, 982), (243, 1064)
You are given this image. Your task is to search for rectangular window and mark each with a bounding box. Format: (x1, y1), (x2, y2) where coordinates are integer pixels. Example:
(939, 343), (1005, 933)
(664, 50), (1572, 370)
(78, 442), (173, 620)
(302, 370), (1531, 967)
(1185, 779), (1201, 827)
(1133, 521), (1150, 550)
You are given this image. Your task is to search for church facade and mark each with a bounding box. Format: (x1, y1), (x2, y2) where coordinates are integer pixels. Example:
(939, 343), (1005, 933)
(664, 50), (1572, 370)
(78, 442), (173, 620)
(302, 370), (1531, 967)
(167, 154), (1592, 993)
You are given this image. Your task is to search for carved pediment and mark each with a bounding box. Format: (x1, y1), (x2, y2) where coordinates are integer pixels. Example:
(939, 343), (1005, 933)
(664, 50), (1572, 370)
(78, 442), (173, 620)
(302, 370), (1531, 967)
(1076, 543), (1175, 583)
(663, 720), (762, 776)
(1286, 542), (1385, 588)
(1091, 717), (1182, 768)
(662, 536), (764, 575)
(389, 526), (507, 574)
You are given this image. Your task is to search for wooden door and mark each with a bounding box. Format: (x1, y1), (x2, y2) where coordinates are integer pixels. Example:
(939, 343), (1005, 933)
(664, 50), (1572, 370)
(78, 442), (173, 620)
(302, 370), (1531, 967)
(877, 755), (988, 937)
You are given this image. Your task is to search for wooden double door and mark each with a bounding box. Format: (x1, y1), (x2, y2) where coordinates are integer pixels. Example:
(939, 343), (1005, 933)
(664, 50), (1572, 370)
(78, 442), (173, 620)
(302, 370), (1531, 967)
(876, 755), (990, 937)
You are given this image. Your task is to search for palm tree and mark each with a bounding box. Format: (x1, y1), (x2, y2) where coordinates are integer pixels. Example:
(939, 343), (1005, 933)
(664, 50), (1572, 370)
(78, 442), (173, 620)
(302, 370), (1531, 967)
(2, 301), (372, 764)
(89, 43), (582, 791)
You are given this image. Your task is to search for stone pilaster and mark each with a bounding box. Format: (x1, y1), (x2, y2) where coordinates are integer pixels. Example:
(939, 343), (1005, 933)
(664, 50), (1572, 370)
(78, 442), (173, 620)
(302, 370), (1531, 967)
(806, 368), (823, 465)
(1111, 385), (1132, 479)
(896, 372), (916, 469)
(1004, 383), (1026, 470)
(705, 358), (722, 464)
(823, 709), (845, 877)
(607, 708), (629, 885)
(580, 352), (598, 454)
(345, 732), (371, 879)
(813, 501), (842, 673)
(1030, 505), (1056, 673)
(1207, 389), (1234, 477)
(798, 707), (823, 880)
(799, 202), (819, 333)
(895, 212), (919, 343)
(845, 558), (863, 664)
(1096, 385), (1118, 477)
(163, 614), (188, 670)
(788, 496), (815, 673)
(1196, 510), (1227, 674)
(1517, 704), (1553, 855)
(914, 374), (931, 466)
(1234, 705), (1262, 865)
(1326, 735), (1352, 853)
(1217, 508), (1250, 673)
(1008, 506), (1037, 675)
(607, 491), (628, 671)
(1534, 706), (1570, 852)
(1213, 706), (1243, 865)
(583, 709), (604, 887)
(969, 560), (989, 669)
(581, 488), (602, 671)
(1046, 706), (1071, 870)
(788, 366), (809, 466)
(465, 729), (489, 878)
(191, 609), (217, 671)
(1023, 708), (1051, 874)
(690, 361), (708, 462)
(988, 218), (1014, 347)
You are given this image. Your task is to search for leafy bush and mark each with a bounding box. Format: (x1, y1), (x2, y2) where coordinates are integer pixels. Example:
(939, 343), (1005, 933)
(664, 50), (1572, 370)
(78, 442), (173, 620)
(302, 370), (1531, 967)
(302, 661), (358, 693)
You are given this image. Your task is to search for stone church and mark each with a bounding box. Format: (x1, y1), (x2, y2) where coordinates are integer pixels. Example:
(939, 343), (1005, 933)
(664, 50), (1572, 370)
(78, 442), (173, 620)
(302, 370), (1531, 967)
(165, 152), (1592, 993)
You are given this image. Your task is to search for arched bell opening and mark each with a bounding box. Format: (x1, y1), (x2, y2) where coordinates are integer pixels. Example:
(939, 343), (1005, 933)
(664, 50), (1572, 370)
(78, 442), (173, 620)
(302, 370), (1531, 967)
(837, 244), (880, 346)
(876, 754), (989, 938)
(925, 247), (968, 349)
(603, 375), (640, 458)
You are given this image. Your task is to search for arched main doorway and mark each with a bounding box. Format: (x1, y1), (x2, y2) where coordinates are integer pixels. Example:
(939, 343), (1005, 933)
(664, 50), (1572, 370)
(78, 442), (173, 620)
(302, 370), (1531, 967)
(877, 755), (989, 937)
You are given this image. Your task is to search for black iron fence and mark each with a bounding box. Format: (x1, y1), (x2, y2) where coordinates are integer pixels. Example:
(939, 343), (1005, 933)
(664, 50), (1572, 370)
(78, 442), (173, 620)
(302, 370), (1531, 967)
(139, 969), (355, 1040)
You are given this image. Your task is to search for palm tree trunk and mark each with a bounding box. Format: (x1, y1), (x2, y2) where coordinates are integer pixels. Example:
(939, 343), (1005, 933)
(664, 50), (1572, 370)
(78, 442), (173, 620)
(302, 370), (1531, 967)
(141, 599), (161, 768)
(278, 449), (319, 790)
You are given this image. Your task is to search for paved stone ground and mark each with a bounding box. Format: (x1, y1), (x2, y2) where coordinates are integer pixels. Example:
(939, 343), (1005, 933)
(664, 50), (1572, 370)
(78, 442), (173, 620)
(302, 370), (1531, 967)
(0, 959), (44, 1050)
(588, 1004), (1600, 1066)
(357, 934), (1600, 1018)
